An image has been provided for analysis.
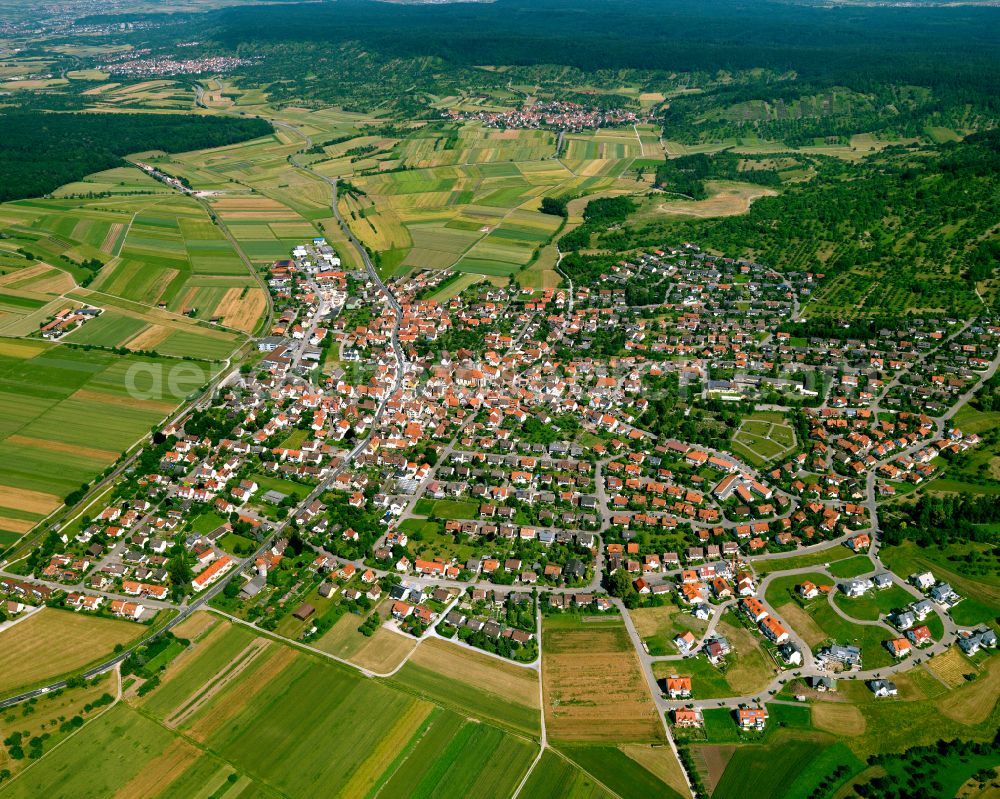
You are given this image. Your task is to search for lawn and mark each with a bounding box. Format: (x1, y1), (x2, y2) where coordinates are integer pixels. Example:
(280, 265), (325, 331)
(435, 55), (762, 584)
(833, 585), (916, 621)
(753, 544), (854, 576)
(250, 472), (310, 499)
(0, 609), (141, 698)
(827, 555), (875, 579)
(427, 499), (479, 520)
(763, 572), (831, 607)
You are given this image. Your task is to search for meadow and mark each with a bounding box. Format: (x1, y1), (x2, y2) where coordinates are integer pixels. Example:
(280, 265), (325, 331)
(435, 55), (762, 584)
(652, 617), (775, 699)
(0, 671), (117, 779)
(881, 539), (1000, 627)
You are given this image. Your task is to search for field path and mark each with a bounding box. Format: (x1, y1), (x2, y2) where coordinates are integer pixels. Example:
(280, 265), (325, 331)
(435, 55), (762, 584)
(512, 608), (546, 799)
(164, 637), (268, 728)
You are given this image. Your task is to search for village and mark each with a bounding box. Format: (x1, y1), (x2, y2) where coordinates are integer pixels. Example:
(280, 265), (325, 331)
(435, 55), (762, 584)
(1, 237), (998, 740)
(448, 100), (648, 132)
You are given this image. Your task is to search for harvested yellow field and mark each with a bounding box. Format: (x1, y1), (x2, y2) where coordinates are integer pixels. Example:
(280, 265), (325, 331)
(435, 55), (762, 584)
(543, 619), (664, 743)
(215, 287), (266, 332)
(938, 656), (1000, 726)
(0, 609), (140, 696)
(72, 388), (177, 416)
(409, 638), (539, 709)
(22, 270), (76, 295)
(813, 702), (866, 736)
(776, 602), (826, 647)
(171, 610), (219, 642)
(212, 197), (286, 210)
(0, 484), (62, 515)
(314, 611), (416, 674)
(0, 263), (50, 286)
(125, 324), (173, 352)
(0, 516), (32, 534)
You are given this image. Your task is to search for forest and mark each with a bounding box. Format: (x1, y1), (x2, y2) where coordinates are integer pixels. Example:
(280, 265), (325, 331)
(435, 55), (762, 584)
(80, 0), (999, 130)
(0, 112), (272, 202)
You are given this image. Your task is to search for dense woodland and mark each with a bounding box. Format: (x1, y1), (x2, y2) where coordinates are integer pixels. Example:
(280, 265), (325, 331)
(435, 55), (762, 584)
(0, 112), (271, 202)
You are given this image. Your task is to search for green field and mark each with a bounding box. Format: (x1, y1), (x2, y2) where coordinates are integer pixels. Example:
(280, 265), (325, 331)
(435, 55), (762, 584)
(710, 732), (839, 799)
(518, 751), (616, 799)
(0, 342), (214, 532)
(753, 545), (854, 576)
(558, 745), (686, 799)
(827, 555), (875, 579)
(833, 584), (917, 621)
(0, 617), (539, 799)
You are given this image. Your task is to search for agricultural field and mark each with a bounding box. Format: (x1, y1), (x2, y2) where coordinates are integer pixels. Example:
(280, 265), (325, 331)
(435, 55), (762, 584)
(0, 609), (140, 698)
(389, 638), (540, 737)
(299, 118), (648, 281)
(517, 750), (616, 799)
(557, 744), (687, 799)
(542, 615), (665, 743)
(0, 343), (215, 538)
(0, 180), (264, 351)
(49, 615), (539, 799)
(706, 732), (858, 799)
(826, 555), (876, 579)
